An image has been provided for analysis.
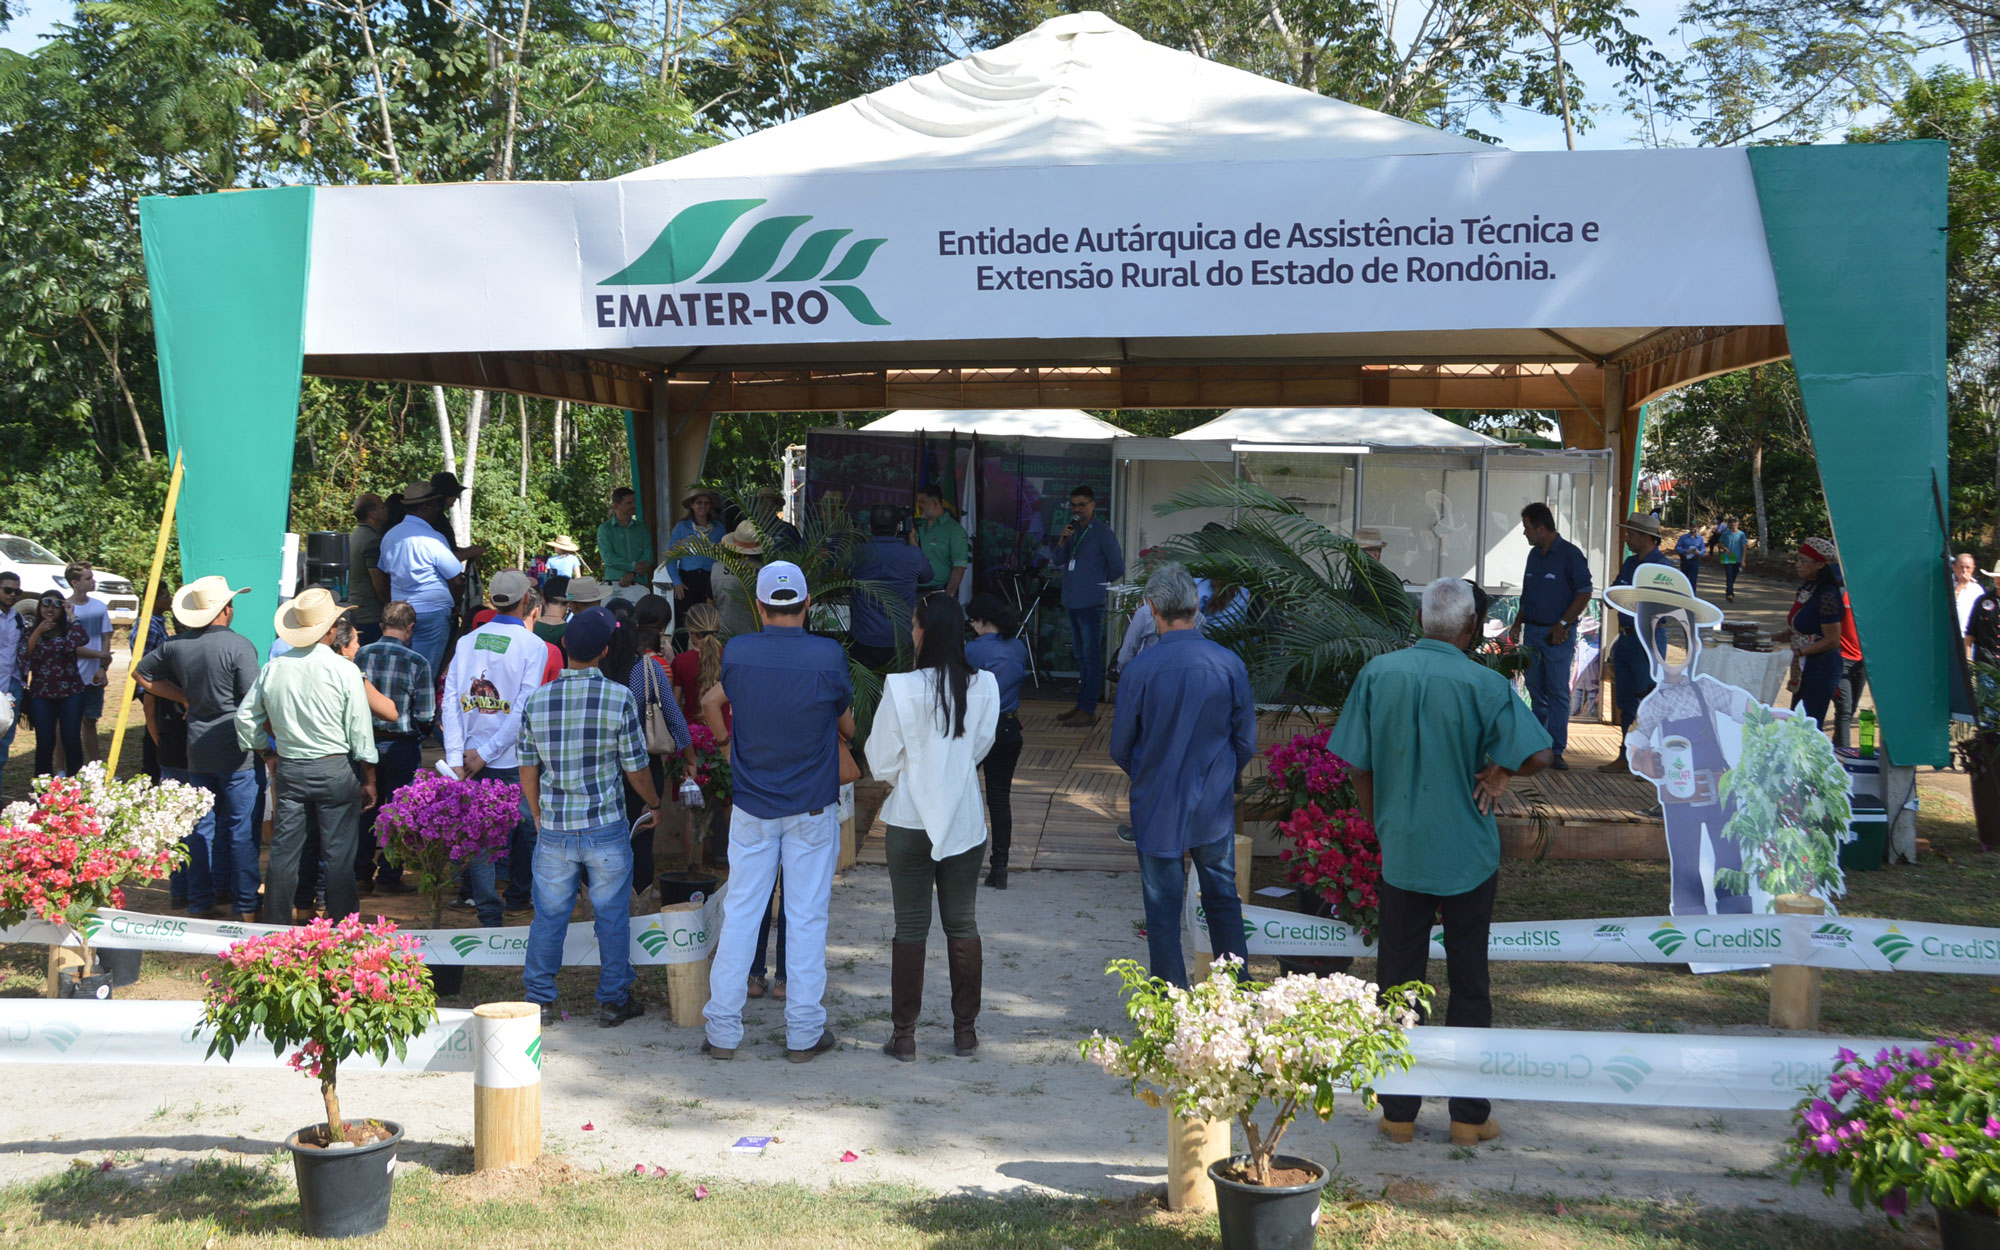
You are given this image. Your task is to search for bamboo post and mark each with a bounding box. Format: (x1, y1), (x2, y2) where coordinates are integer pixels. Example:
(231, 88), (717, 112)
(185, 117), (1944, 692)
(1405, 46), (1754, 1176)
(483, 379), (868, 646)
(1770, 894), (1824, 1030)
(1233, 834), (1252, 903)
(472, 1002), (542, 1172)
(661, 900), (710, 1027)
(1167, 1112), (1231, 1211)
(106, 450), (184, 774)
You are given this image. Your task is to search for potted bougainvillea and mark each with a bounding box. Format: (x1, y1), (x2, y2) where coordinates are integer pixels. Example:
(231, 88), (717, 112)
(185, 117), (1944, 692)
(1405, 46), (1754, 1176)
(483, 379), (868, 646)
(200, 916), (437, 1239)
(1256, 729), (1380, 974)
(1083, 958), (1428, 1250)
(1791, 1038), (2000, 1247)
(372, 772), (522, 996)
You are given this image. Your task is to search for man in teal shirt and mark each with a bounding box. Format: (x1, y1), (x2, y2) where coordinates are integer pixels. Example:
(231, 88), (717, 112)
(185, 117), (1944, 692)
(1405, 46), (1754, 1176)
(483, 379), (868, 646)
(911, 484), (970, 595)
(1328, 577), (1551, 1149)
(596, 486), (654, 595)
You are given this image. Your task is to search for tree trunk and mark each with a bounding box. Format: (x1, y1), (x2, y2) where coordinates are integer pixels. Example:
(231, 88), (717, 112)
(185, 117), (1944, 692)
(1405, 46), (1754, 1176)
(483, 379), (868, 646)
(432, 386), (459, 482)
(518, 394), (530, 496)
(456, 392), (487, 547)
(553, 400), (566, 467)
(1751, 433), (1770, 556)
(80, 316), (152, 462)
(322, 1059), (343, 1143)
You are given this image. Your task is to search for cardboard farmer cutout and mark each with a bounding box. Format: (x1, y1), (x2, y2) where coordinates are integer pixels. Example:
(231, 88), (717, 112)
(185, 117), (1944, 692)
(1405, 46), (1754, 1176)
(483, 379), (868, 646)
(1610, 565), (1854, 922)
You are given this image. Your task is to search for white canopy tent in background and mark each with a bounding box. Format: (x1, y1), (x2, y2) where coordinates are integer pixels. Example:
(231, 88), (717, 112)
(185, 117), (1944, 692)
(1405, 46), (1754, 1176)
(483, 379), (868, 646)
(140, 12), (1951, 759)
(857, 408), (1131, 438)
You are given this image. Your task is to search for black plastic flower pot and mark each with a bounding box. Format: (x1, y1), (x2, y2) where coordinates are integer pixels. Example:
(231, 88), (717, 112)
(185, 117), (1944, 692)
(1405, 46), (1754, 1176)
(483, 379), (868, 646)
(1274, 954), (1356, 978)
(56, 970), (114, 1000)
(1207, 1154), (1329, 1250)
(99, 947), (143, 987)
(1938, 1203), (2000, 1250)
(658, 871), (720, 907)
(285, 1119), (404, 1239)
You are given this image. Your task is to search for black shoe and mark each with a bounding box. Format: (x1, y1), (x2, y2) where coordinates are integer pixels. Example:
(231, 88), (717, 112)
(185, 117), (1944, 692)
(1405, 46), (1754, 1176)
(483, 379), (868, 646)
(448, 897), (477, 913)
(985, 866), (1008, 890)
(600, 998), (645, 1028)
(538, 1001), (560, 1028)
(1549, 755), (1570, 771)
(1115, 823), (1136, 845)
(700, 1038), (736, 1061)
(786, 1029), (838, 1063)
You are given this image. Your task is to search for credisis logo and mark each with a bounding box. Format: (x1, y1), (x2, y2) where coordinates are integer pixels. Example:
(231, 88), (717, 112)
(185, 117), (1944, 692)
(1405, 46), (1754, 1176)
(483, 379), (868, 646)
(1602, 1052), (1653, 1093)
(637, 929), (672, 957)
(80, 913), (105, 940)
(1873, 925), (1913, 965)
(526, 1036), (542, 1071)
(40, 1021), (80, 1054)
(1648, 923), (1687, 957)
(597, 199), (890, 328)
(449, 935), (484, 958)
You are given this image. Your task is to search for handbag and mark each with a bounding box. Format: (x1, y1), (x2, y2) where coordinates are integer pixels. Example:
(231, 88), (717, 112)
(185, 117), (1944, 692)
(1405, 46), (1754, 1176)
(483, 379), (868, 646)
(639, 657), (679, 756)
(837, 735), (861, 785)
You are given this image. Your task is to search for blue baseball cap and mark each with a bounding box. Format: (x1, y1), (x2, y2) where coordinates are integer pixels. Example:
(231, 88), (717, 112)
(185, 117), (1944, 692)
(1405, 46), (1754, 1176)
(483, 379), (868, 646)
(563, 606), (618, 662)
(755, 561), (808, 606)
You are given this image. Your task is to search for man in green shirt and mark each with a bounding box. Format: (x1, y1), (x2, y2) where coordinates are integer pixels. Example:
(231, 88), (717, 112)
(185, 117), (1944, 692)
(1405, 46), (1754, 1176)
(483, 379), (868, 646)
(912, 484), (969, 595)
(236, 588), (379, 927)
(596, 486), (655, 595)
(1327, 577), (1551, 1149)
(347, 493), (387, 644)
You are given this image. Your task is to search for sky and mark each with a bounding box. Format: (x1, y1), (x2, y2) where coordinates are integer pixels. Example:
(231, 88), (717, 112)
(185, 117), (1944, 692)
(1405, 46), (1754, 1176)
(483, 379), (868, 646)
(0, 0), (1979, 150)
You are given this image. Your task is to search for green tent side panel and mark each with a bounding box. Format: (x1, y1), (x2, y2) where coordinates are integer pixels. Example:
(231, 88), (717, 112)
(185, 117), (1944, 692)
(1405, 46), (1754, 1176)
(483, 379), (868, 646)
(1747, 142), (1950, 765)
(140, 187), (315, 657)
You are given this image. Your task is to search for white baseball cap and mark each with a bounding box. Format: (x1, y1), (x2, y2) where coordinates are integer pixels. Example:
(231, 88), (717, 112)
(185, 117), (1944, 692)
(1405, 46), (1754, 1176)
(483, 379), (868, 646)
(755, 561), (808, 606)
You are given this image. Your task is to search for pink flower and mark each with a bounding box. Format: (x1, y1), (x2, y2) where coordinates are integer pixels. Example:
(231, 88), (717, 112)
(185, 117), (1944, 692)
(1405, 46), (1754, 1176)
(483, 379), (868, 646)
(1883, 1187), (1909, 1217)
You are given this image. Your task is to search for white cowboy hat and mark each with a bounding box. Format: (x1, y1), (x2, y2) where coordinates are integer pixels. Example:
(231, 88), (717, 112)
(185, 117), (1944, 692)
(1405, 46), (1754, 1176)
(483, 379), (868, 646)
(1604, 563), (1724, 626)
(172, 575), (250, 628)
(547, 535), (580, 554)
(720, 520), (764, 555)
(274, 586), (351, 649)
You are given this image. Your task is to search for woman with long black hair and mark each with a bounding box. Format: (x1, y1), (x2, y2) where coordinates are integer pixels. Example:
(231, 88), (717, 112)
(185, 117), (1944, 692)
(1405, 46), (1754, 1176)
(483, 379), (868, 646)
(966, 593), (1028, 889)
(622, 594), (692, 894)
(865, 593), (999, 1060)
(20, 591), (106, 777)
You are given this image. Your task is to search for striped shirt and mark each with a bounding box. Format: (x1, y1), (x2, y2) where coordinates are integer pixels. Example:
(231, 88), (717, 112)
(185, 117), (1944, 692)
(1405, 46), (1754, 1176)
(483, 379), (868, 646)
(355, 637), (436, 737)
(518, 668), (647, 833)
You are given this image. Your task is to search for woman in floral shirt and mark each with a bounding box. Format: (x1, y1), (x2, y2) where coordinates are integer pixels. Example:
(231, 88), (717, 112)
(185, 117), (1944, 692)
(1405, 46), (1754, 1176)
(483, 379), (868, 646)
(20, 591), (107, 777)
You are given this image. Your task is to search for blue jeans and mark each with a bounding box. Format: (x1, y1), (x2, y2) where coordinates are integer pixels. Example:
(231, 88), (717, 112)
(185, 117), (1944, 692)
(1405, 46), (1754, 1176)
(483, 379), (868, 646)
(1137, 835), (1248, 989)
(410, 610), (452, 677)
(1520, 623), (1576, 757)
(1679, 556), (1701, 592)
(29, 692), (84, 777)
(1069, 607), (1106, 714)
(706, 806), (840, 1050)
(1722, 563), (1740, 596)
(479, 764), (537, 910)
(0, 677), (23, 791)
(1796, 652), (1843, 729)
(187, 767), (262, 916)
(522, 820), (634, 1007)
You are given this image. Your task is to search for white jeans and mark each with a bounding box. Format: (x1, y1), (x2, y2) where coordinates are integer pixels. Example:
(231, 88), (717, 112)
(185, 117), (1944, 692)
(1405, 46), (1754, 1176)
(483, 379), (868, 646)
(704, 805), (840, 1050)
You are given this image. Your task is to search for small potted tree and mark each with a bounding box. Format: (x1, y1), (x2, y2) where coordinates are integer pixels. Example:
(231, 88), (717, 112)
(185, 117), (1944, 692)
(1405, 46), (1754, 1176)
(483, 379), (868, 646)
(1259, 730), (1379, 974)
(0, 766), (205, 997)
(1717, 705), (1855, 907)
(1790, 1037), (2000, 1246)
(1082, 958), (1428, 1248)
(200, 915), (437, 1239)
(372, 772), (521, 995)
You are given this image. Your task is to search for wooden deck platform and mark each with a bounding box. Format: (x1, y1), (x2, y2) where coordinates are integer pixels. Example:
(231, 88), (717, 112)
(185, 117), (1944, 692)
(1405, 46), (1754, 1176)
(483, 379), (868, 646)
(855, 702), (1667, 874)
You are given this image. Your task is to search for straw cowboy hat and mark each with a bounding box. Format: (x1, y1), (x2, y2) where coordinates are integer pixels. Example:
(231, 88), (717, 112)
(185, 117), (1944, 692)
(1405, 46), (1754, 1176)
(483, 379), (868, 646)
(682, 487), (724, 511)
(1353, 526), (1387, 551)
(172, 575), (250, 628)
(547, 535), (580, 554)
(1604, 563), (1724, 626)
(1619, 511), (1664, 539)
(565, 576), (610, 604)
(720, 520), (764, 555)
(399, 478), (444, 506)
(274, 586), (351, 649)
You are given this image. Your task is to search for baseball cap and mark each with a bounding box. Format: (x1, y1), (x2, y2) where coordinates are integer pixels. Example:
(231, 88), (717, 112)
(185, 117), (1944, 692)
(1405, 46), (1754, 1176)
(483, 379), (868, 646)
(563, 607), (618, 662)
(755, 561), (808, 606)
(487, 570), (533, 608)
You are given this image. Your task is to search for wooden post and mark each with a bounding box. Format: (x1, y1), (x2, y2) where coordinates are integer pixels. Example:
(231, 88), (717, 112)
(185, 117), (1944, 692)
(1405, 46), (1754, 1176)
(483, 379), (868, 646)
(1191, 950), (1213, 984)
(660, 900), (711, 1027)
(472, 1002), (542, 1172)
(1233, 834), (1252, 903)
(45, 945), (83, 998)
(1770, 894), (1824, 1031)
(1167, 1112), (1231, 1212)
(838, 815), (857, 873)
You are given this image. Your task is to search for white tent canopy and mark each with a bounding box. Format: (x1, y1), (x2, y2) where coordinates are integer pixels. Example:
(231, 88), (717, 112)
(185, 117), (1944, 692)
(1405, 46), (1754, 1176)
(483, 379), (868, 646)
(1176, 407), (1506, 450)
(858, 408), (1130, 438)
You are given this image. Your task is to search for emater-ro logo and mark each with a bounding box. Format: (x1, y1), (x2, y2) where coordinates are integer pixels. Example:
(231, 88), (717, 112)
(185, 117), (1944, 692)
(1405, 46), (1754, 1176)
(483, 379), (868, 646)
(595, 199), (889, 328)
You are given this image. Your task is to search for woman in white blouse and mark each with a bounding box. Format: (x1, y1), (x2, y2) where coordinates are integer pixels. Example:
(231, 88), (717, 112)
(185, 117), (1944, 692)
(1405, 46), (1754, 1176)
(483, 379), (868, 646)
(865, 593), (1000, 1061)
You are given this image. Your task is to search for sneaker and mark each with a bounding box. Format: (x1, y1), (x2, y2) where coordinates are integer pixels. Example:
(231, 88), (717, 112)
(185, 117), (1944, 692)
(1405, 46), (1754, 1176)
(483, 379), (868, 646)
(1115, 824), (1136, 845)
(448, 897), (478, 913)
(600, 998), (645, 1028)
(700, 1038), (736, 1061)
(786, 1028), (838, 1063)
(537, 1001), (560, 1028)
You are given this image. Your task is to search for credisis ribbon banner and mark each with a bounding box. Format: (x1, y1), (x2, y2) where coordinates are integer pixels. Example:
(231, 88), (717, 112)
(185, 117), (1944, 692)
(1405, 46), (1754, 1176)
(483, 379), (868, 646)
(1182, 883), (2000, 975)
(0, 884), (726, 967)
(0, 1000), (475, 1071)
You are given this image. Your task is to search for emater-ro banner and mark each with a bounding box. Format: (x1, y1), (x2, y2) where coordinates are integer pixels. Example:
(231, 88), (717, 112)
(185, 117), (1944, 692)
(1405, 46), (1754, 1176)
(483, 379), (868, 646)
(1183, 886), (2000, 976)
(0, 887), (725, 967)
(303, 149), (1781, 355)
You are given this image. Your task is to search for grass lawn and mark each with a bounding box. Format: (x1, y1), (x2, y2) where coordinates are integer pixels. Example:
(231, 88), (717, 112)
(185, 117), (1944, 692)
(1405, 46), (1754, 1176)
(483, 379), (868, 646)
(0, 1156), (1937, 1249)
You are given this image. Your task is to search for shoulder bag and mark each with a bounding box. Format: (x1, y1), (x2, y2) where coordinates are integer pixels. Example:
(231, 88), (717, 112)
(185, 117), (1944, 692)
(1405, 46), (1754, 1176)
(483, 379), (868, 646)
(640, 656), (680, 756)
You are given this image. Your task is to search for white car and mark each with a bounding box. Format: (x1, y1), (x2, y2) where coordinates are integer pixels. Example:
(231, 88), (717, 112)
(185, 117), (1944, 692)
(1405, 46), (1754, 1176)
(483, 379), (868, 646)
(0, 534), (141, 628)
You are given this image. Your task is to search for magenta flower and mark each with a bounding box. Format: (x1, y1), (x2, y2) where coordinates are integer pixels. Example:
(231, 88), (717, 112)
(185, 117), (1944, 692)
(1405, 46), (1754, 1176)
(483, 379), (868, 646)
(1883, 1188), (1908, 1218)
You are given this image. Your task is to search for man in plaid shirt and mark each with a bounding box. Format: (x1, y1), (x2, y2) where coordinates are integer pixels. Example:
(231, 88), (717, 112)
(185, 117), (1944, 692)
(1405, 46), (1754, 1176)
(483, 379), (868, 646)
(354, 601), (433, 898)
(518, 607), (663, 1029)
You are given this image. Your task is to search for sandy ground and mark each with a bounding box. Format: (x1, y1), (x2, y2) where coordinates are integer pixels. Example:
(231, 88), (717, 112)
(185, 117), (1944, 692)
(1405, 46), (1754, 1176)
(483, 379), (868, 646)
(0, 867), (1882, 1226)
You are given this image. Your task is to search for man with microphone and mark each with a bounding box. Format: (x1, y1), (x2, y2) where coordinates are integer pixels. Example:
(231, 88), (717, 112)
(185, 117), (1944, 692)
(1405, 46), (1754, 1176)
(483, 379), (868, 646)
(1053, 484), (1124, 728)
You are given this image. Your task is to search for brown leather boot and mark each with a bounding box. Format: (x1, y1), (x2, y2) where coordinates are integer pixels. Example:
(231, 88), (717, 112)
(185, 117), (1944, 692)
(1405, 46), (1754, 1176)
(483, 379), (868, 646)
(882, 942), (924, 1062)
(946, 937), (982, 1056)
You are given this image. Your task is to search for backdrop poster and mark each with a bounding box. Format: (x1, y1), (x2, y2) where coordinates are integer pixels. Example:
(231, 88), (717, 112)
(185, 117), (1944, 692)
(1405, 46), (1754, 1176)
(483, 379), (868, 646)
(1610, 564), (1854, 970)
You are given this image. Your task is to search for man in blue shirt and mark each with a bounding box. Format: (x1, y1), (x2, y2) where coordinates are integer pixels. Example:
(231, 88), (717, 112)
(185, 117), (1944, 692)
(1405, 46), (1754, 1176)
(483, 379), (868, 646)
(700, 561), (856, 1063)
(1110, 563), (1256, 988)
(1053, 484), (1125, 727)
(1674, 526), (1707, 592)
(1511, 502), (1592, 769)
(1601, 513), (1674, 772)
(1715, 517), (1748, 602)
(849, 508), (931, 671)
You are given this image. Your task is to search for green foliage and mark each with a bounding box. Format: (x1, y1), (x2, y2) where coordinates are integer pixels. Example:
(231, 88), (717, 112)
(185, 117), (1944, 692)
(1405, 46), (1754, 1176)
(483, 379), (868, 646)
(1716, 704), (1854, 904)
(1644, 363), (1828, 549)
